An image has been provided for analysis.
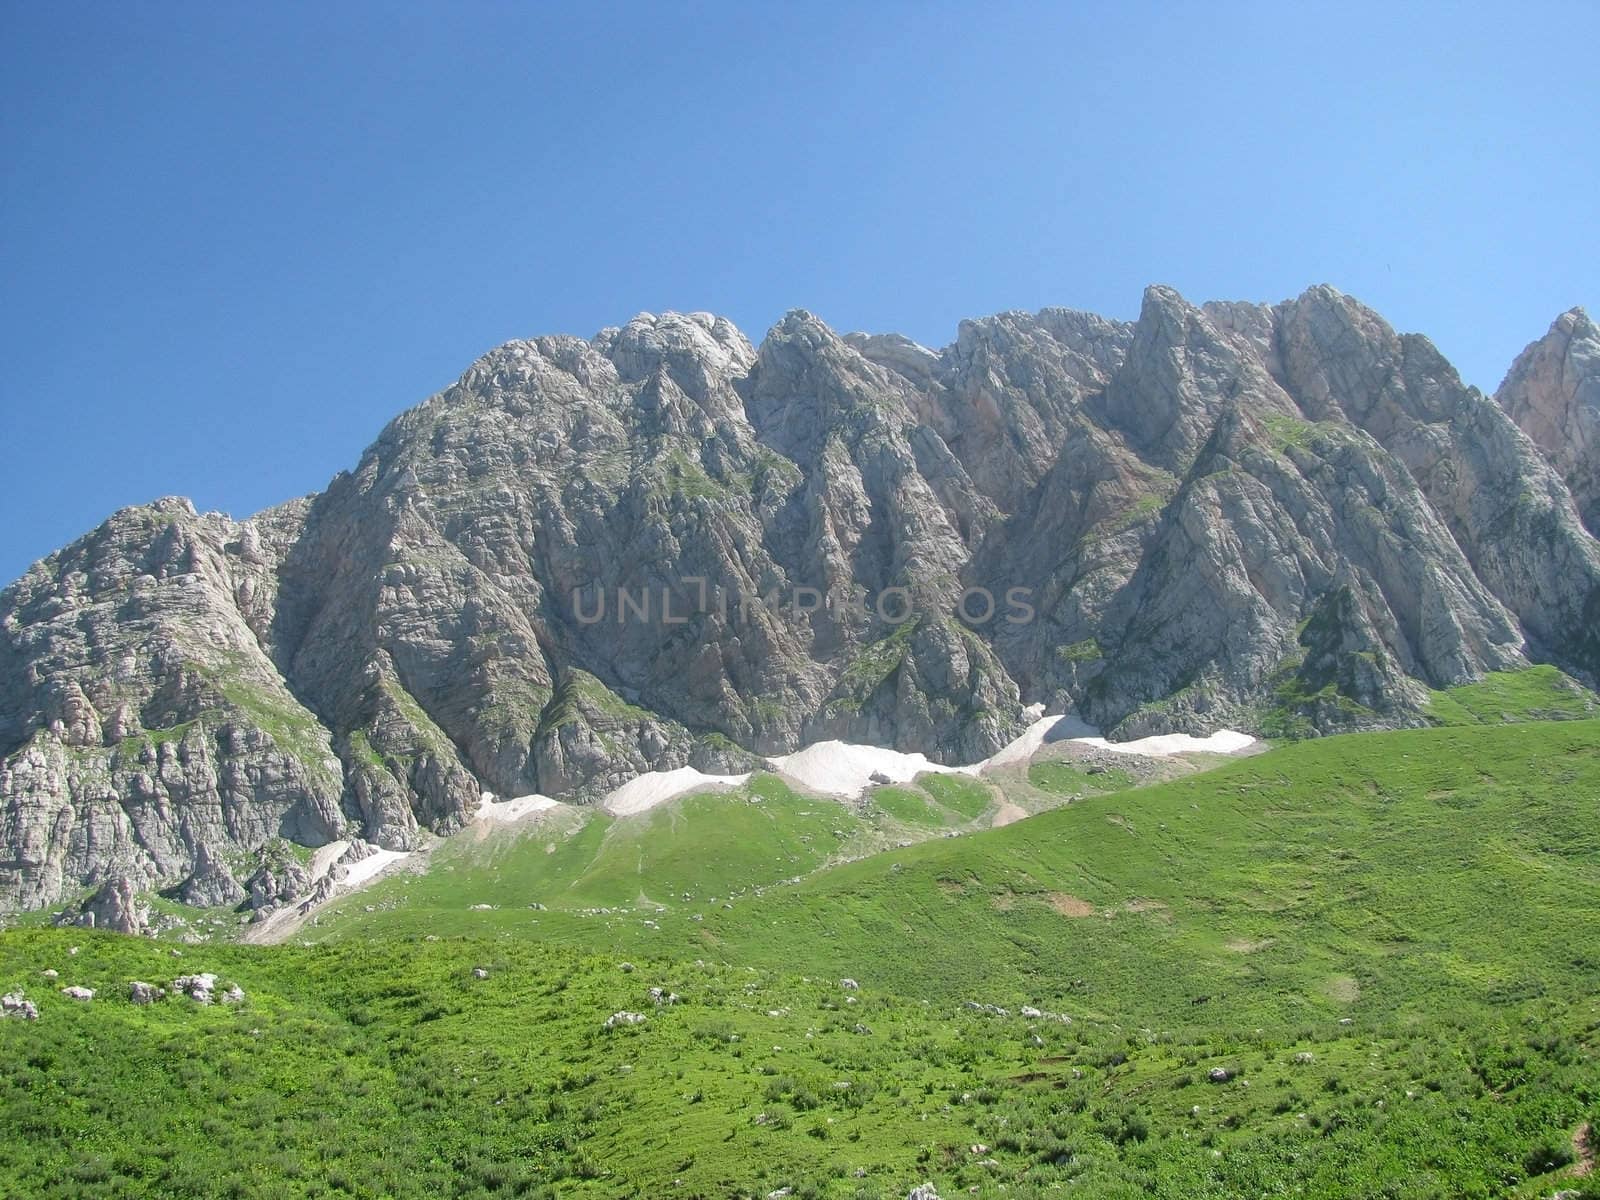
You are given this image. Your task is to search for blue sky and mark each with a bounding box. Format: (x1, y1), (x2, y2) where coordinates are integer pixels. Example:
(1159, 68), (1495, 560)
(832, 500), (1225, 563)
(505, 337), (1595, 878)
(2, 1), (1595, 587)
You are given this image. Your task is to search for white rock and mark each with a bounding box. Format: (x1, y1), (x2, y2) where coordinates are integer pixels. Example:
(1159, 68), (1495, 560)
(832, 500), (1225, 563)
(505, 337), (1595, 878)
(173, 973), (220, 1002)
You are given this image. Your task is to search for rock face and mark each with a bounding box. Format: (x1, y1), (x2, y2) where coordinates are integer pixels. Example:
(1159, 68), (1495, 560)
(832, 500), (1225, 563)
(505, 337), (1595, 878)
(3, 289), (1599, 914)
(67, 875), (150, 935)
(1497, 307), (1600, 538)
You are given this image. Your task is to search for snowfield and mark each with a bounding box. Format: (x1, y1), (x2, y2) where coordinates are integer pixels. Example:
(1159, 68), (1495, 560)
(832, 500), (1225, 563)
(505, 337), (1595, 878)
(603, 766), (750, 816)
(476, 793), (565, 822)
(340, 848), (410, 890)
(1071, 730), (1256, 757)
(768, 740), (979, 796)
(595, 711), (1256, 813)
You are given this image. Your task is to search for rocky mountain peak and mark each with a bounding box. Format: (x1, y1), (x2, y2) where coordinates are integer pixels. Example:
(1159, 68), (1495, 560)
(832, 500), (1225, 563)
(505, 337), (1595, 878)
(3, 284), (1597, 918)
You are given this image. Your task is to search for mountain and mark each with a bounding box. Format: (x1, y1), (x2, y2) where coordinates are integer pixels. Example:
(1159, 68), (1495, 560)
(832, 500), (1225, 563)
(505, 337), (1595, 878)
(3, 285), (1598, 915)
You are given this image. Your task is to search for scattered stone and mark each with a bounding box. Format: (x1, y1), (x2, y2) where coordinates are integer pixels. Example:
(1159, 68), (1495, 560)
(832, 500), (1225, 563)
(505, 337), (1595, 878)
(129, 981), (161, 1005)
(907, 1184), (941, 1200)
(2, 992), (39, 1020)
(173, 973), (220, 1003)
(222, 985), (245, 1004)
(1293, 1051), (1315, 1064)
(61, 986), (94, 1001)
(604, 1011), (646, 1029)
(41, 969), (57, 980)
(840, 978), (859, 991)
(472, 967), (489, 979)
(963, 1002), (1010, 1016)
(618, 962), (635, 973)
(1208, 1068), (1235, 1083)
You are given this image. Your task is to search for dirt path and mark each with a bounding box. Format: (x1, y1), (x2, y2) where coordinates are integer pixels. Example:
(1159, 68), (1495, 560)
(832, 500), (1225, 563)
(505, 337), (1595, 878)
(1576, 1121), (1595, 1177)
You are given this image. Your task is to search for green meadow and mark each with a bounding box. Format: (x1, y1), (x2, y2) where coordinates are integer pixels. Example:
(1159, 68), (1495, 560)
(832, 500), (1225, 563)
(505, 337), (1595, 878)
(2, 714), (1598, 1198)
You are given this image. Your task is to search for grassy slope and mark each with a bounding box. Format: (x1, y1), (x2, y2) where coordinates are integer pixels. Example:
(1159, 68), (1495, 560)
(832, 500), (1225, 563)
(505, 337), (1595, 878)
(1427, 664), (1598, 726)
(3, 721), (1599, 1198)
(337, 775), (884, 934)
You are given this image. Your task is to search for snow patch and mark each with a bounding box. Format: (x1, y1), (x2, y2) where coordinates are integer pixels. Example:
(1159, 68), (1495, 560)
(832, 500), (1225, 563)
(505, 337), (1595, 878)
(982, 713), (1099, 769)
(603, 767), (750, 816)
(477, 793), (564, 822)
(1072, 730), (1255, 757)
(338, 848), (410, 891)
(308, 839), (351, 882)
(770, 740), (979, 796)
(594, 710), (1255, 810)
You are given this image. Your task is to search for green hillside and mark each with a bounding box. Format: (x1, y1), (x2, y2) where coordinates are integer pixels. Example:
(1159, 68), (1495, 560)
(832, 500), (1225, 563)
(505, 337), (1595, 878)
(3, 721), (1598, 1198)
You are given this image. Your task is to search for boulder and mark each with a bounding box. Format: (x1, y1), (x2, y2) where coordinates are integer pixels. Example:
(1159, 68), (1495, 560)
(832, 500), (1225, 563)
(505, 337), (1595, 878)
(173, 973), (220, 1003)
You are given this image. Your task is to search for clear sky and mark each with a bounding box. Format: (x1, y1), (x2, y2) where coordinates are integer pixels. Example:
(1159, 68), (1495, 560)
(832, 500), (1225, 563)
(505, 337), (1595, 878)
(2, 2), (1595, 587)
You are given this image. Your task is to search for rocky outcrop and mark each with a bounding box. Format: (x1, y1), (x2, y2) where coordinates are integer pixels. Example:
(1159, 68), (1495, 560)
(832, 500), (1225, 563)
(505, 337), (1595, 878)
(244, 846), (312, 912)
(176, 842), (246, 908)
(75, 875), (149, 935)
(3, 286), (1598, 914)
(1497, 307), (1600, 538)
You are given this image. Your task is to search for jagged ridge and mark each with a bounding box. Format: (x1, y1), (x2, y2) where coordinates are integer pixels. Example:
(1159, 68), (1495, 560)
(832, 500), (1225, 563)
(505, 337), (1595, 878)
(3, 287), (1598, 913)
